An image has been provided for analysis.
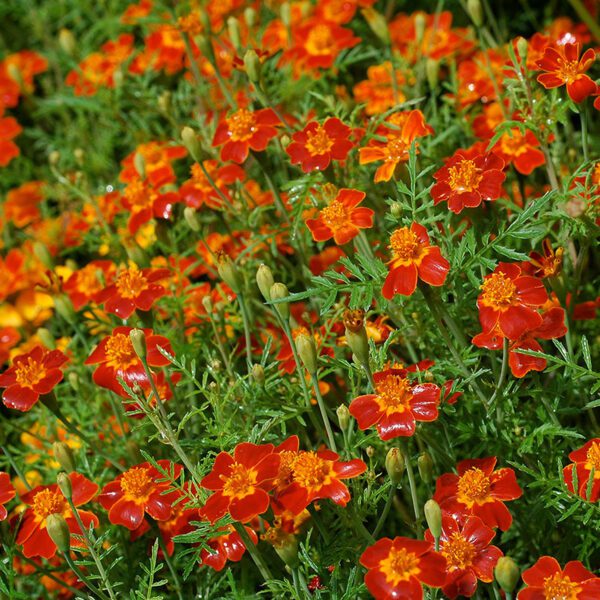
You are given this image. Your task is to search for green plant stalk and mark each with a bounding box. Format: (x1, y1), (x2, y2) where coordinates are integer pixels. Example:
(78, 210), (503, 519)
(157, 535), (184, 600)
(0, 444), (31, 490)
(372, 483), (396, 538)
(581, 106), (589, 163)
(254, 84), (293, 132)
(237, 293), (254, 374)
(566, 0), (600, 42)
(310, 374), (337, 452)
(63, 552), (110, 600)
(402, 442), (422, 538)
(488, 338), (509, 407)
(232, 522), (275, 584)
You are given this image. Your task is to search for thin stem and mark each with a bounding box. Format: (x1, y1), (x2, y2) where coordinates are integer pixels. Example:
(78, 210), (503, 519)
(488, 338), (509, 407)
(402, 442), (422, 538)
(237, 293), (254, 374)
(233, 522), (274, 584)
(1, 445), (31, 490)
(63, 553), (110, 600)
(566, 0), (600, 42)
(581, 105), (589, 163)
(197, 160), (232, 206)
(157, 535), (184, 600)
(541, 396), (560, 426)
(254, 84), (293, 132)
(311, 374), (337, 452)
(372, 483), (396, 538)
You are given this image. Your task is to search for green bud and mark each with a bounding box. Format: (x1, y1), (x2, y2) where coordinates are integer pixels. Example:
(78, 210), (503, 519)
(495, 557), (520, 594)
(129, 328), (147, 361)
(54, 296), (75, 324)
(426, 58), (439, 90)
(270, 282), (290, 320)
(227, 17), (242, 52)
(33, 242), (53, 269)
(252, 364), (265, 385)
(74, 148), (85, 166)
(67, 372), (79, 392)
(414, 13), (426, 44)
(424, 499), (442, 539)
(361, 8), (390, 44)
(158, 91), (171, 114)
(336, 405), (350, 431)
(467, 0), (483, 27)
(183, 206), (201, 232)
(244, 7), (256, 28)
(295, 332), (318, 375)
(46, 514), (71, 553)
(243, 49), (261, 84)
(281, 3), (291, 27)
(36, 328), (55, 350)
(256, 265), (275, 302)
(516, 37), (528, 63)
(343, 309), (370, 367)
(417, 452), (434, 483)
(53, 444), (75, 474)
(181, 126), (200, 161)
(385, 448), (405, 484)
(133, 152), (146, 179)
(58, 28), (76, 55)
(56, 472), (73, 499)
(217, 253), (242, 294)
(202, 295), (213, 313)
(49, 150), (60, 166)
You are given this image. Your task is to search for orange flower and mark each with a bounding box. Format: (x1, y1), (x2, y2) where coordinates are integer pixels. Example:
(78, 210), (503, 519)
(119, 141), (187, 187)
(305, 188), (374, 245)
(3, 181), (44, 227)
(563, 439), (600, 502)
(0, 112), (22, 167)
(63, 260), (116, 311)
(200, 524), (258, 571)
(492, 128), (546, 176)
(359, 110), (432, 182)
(353, 62), (406, 116)
(0, 472), (15, 520)
(456, 49), (505, 107)
(180, 160), (245, 209)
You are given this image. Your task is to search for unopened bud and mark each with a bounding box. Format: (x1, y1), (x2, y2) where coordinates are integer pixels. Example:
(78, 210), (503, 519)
(336, 405), (350, 431)
(202, 295), (213, 313)
(57, 472), (73, 499)
(54, 296), (75, 323)
(366, 446), (375, 458)
(33, 242), (53, 269)
(252, 364), (265, 385)
(46, 514), (71, 553)
(67, 372), (79, 392)
(467, 0), (483, 27)
(195, 34), (214, 62)
(343, 309), (369, 367)
(270, 282), (290, 320)
(295, 332), (317, 375)
(256, 264), (274, 301)
(227, 17), (242, 52)
(113, 68), (124, 88)
(281, 3), (291, 27)
(158, 91), (171, 113)
(58, 28), (76, 55)
(495, 557), (520, 594)
(53, 444), (75, 473)
(217, 253), (242, 293)
(516, 37), (528, 63)
(243, 49), (261, 83)
(49, 150), (60, 166)
(129, 329), (147, 361)
(424, 499), (442, 538)
(426, 58), (439, 90)
(36, 328), (55, 350)
(385, 448), (405, 484)
(183, 206), (201, 232)
(414, 13), (426, 44)
(263, 528), (299, 567)
(133, 152), (146, 179)
(390, 202), (402, 218)
(74, 148), (85, 166)
(181, 126), (200, 161)
(244, 7), (256, 28)
(417, 452), (434, 483)
(362, 8), (390, 44)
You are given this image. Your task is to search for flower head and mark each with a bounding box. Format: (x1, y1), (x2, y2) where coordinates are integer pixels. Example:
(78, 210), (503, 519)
(563, 438), (600, 502)
(200, 525), (258, 571)
(0, 472), (15, 521)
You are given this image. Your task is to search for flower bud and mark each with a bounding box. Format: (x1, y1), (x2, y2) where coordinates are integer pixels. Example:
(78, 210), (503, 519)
(74, 148), (85, 166)
(202, 295), (213, 313)
(133, 152), (146, 179)
(129, 328), (147, 361)
(424, 499), (442, 539)
(385, 448), (405, 484)
(183, 206), (201, 232)
(414, 13), (426, 44)
(295, 332), (317, 375)
(336, 405), (350, 431)
(57, 471), (73, 499)
(227, 17), (242, 52)
(36, 328), (55, 349)
(195, 34), (215, 62)
(417, 452), (434, 483)
(252, 364), (265, 385)
(366, 446), (375, 458)
(256, 264), (275, 301)
(217, 252), (242, 294)
(46, 514), (71, 553)
(58, 28), (76, 55)
(244, 7), (256, 28)
(243, 49), (261, 84)
(49, 150), (60, 166)
(495, 557), (520, 594)
(33, 242), (53, 269)
(426, 58), (439, 90)
(263, 527), (299, 567)
(53, 444), (75, 473)
(158, 91), (171, 113)
(467, 0), (483, 27)
(113, 68), (124, 88)
(270, 282), (290, 320)
(181, 126), (201, 161)
(54, 296), (75, 324)
(516, 37), (528, 63)
(343, 309), (369, 367)
(68, 372), (79, 392)
(281, 2), (291, 27)
(6, 63), (22, 88)
(361, 8), (390, 44)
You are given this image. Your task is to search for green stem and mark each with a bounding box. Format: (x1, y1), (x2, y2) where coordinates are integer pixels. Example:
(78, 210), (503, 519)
(372, 483), (396, 538)
(63, 553), (110, 600)
(566, 0), (600, 42)
(233, 522), (274, 584)
(311, 374), (337, 452)
(488, 338), (509, 407)
(157, 535), (184, 600)
(0, 445), (31, 490)
(541, 396), (560, 426)
(254, 85), (293, 132)
(402, 442), (422, 538)
(581, 105), (589, 163)
(237, 293), (254, 374)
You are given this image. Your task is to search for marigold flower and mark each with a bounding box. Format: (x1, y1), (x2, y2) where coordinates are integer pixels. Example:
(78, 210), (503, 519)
(17, 472), (99, 558)
(0, 472), (15, 521)
(477, 263), (548, 340)
(425, 514), (503, 599)
(0, 346), (68, 412)
(212, 107), (280, 164)
(63, 260), (116, 310)
(536, 42), (596, 103)
(201, 442), (281, 523)
(431, 150), (506, 213)
(4, 181), (44, 227)
(180, 161), (245, 209)
(84, 326), (172, 397)
(434, 457), (523, 531)
(492, 128), (546, 176)
(563, 439), (600, 502)
(200, 525), (258, 571)
(305, 188), (374, 245)
(352, 62), (406, 116)
(523, 239), (563, 279)
(360, 536), (446, 599)
(286, 118), (353, 172)
(359, 110), (432, 182)
(518, 556), (600, 600)
(0, 113), (22, 167)
(95, 264), (170, 319)
(99, 460), (183, 530)
(349, 369), (441, 440)
(276, 448), (366, 515)
(382, 222), (449, 299)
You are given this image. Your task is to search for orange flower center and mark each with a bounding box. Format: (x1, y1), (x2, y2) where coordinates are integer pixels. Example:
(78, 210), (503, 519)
(15, 357), (46, 388)
(227, 109), (257, 142)
(320, 199), (349, 230)
(556, 59), (583, 84)
(120, 467), (153, 500)
(442, 532), (476, 571)
(448, 159), (483, 193)
(457, 468), (492, 507)
(305, 125), (334, 156)
(480, 272), (518, 309)
(379, 547), (421, 586)
(500, 131), (526, 157)
(292, 326), (310, 341)
(542, 572), (581, 600)
(291, 452), (334, 492)
(389, 227), (423, 263)
(77, 265), (104, 294)
(32, 488), (67, 521)
(115, 267), (150, 299)
(220, 463), (258, 499)
(305, 25), (335, 56)
(274, 450), (298, 489)
(385, 137), (410, 162)
(585, 442), (600, 474)
(105, 333), (139, 370)
(124, 179), (156, 209)
(375, 374), (413, 415)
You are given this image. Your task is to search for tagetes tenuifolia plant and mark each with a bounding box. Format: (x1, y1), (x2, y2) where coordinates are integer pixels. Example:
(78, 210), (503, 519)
(0, 0), (599, 598)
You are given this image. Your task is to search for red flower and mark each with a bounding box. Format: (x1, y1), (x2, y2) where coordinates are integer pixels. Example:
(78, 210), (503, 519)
(382, 222), (449, 298)
(518, 556), (600, 600)
(431, 150), (506, 214)
(434, 457), (523, 531)
(200, 443), (281, 523)
(0, 113), (22, 167)
(180, 160), (245, 209)
(0, 472), (15, 521)
(286, 118), (353, 172)
(360, 537), (446, 599)
(200, 525), (258, 571)
(425, 515), (503, 599)
(492, 128), (546, 176)
(0, 346), (68, 412)
(563, 439), (600, 502)
(349, 368), (440, 440)
(276, 449), (366, 515)
(84, 326), (172, 398)
(17, 473), (99, 559)
(305, 188), (374, 245)
(96, 264), (170, 319)
(63, 260), (116, 310)
(98, 460), (183, 530)
(523, 239), (563, 279)
(212, 108), (280, 163)
(537, 43), (596, 103)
